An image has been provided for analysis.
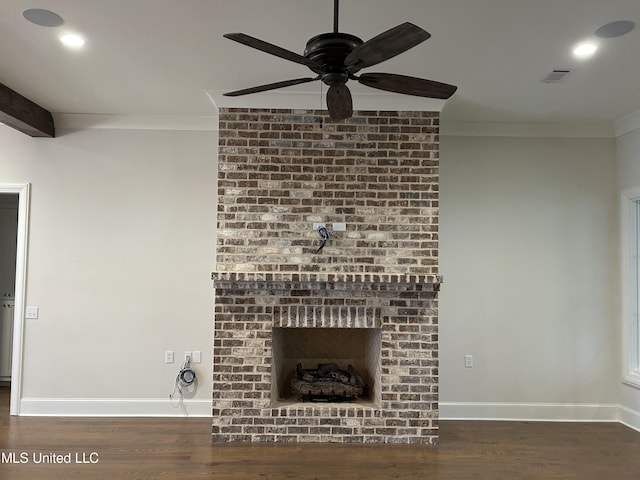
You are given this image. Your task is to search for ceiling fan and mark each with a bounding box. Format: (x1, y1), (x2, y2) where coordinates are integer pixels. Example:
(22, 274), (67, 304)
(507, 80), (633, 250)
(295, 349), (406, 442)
(223, 0), (457, 121)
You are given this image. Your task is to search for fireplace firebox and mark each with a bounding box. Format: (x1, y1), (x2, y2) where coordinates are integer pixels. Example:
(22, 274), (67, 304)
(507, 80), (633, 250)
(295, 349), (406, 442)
(273, 326), (381, 405)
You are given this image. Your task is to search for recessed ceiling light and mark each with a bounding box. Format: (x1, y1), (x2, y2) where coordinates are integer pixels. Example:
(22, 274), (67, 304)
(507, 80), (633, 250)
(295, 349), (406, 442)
(595, 20), (635, 38)
(60, 33), (86, 48)
(572, 42), (598, 58)
(23, 8), (64, 27)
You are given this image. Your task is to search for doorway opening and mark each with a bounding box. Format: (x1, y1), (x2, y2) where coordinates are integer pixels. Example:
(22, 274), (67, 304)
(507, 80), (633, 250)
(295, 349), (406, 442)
(0, 193), (18, 413)
(0, 184), (30, 415)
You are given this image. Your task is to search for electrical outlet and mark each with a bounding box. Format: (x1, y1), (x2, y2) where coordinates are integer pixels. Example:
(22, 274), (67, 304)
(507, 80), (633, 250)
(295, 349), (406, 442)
(184, 351), (192, 362)
(333, 222), (346, 231)
(165, 351), (174, 364)
(25, 306), (39, 319)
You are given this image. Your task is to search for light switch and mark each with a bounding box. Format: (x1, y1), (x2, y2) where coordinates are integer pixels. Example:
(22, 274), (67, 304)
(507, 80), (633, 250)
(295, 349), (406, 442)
(464, 354), (473, 368)
(25, 306), (39, 319)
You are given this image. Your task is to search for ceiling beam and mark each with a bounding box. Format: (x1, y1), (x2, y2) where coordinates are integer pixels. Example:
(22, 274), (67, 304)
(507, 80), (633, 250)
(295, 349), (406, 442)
(0, 82), (55, 137)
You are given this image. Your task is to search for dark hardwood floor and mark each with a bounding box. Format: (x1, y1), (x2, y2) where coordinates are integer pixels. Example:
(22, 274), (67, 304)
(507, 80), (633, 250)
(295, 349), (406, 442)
(0, 385), (8, 412)
(0, 385), (639, 479)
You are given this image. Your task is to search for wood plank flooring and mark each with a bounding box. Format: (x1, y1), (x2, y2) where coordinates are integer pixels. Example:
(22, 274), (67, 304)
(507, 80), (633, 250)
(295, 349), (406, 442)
(0, 387), (639, 479)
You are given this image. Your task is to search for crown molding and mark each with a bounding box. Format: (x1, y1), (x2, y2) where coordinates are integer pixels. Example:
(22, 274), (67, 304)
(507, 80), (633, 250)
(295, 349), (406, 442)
(53, 114), (218, 131)
(206, 89), (447, 113)
(441, 120), (615, 138)
(51, 110), (640, 139)
(615, 110), (640, 138)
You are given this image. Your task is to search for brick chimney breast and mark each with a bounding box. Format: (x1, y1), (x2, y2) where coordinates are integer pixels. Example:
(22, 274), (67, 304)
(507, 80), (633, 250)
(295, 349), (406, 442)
(213, 109), (440, 444)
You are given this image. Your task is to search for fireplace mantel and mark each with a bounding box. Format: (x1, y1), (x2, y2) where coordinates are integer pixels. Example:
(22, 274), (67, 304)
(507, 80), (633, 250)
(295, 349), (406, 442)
(212, 272), (442, 292)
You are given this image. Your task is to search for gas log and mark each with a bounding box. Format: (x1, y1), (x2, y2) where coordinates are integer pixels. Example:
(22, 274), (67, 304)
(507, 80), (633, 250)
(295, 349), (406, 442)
(291, 362), (365, 402)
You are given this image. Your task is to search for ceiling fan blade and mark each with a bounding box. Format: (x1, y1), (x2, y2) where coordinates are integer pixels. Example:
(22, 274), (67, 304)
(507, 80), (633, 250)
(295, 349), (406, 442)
(345, 23), (431, 73)
(224, 33), (320, 70)
(224, 77), (318, 97)
(358, 73), (457, 99)
(326, 84), (353, 121)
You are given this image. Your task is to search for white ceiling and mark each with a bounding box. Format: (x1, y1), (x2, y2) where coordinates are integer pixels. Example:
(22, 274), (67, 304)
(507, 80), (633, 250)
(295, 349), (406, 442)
(1, 0), (639, 131)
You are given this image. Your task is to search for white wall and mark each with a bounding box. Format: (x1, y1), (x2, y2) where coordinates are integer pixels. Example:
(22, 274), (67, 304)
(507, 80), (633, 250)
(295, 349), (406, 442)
(0, 123), (217, 416)
(439, 134), (620, 421)
(617, 126), (640, 426)
(0, 120), (629, 422)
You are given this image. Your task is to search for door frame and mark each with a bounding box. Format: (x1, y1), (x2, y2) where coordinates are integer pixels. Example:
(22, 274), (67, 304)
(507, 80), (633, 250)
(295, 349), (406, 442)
(0, 183), (29, 415)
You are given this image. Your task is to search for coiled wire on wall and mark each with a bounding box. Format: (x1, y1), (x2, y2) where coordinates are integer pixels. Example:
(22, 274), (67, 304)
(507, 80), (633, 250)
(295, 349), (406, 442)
(170, 354), (197, 408)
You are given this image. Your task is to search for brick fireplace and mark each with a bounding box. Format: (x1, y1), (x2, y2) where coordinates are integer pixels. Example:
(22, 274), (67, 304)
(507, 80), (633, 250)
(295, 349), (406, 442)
(212, 108), (440, 443)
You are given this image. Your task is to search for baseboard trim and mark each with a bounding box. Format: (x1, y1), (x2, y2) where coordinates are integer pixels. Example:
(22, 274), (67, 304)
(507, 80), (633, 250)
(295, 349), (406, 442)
(440, 402), (620, 422)
(18, 398), (212, 417)
(619, 405), (640, 433)
(15, 398), (640, 429)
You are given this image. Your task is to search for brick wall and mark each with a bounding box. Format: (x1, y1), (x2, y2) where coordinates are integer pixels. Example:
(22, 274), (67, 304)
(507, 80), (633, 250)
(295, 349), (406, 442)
(213, 108), (440, 443)
(216, 108), (439, 275)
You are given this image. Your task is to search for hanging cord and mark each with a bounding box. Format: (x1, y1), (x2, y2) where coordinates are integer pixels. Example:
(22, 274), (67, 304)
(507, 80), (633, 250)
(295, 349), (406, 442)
(316, 225), (331, 253)
(319, 81), (324, 128)
(170, 354), (197, 408)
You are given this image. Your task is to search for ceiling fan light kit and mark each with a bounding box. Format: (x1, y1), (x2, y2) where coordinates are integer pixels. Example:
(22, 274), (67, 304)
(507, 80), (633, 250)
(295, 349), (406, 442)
(223, 0), (457, 121)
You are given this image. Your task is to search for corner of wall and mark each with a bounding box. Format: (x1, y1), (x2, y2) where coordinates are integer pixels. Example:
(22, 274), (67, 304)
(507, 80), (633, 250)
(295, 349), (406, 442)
(615, 110), (640, 138)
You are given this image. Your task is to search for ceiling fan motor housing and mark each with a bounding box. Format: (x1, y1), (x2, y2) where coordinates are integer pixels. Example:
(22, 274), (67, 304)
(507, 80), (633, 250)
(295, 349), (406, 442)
(304, 33), (363, 86)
